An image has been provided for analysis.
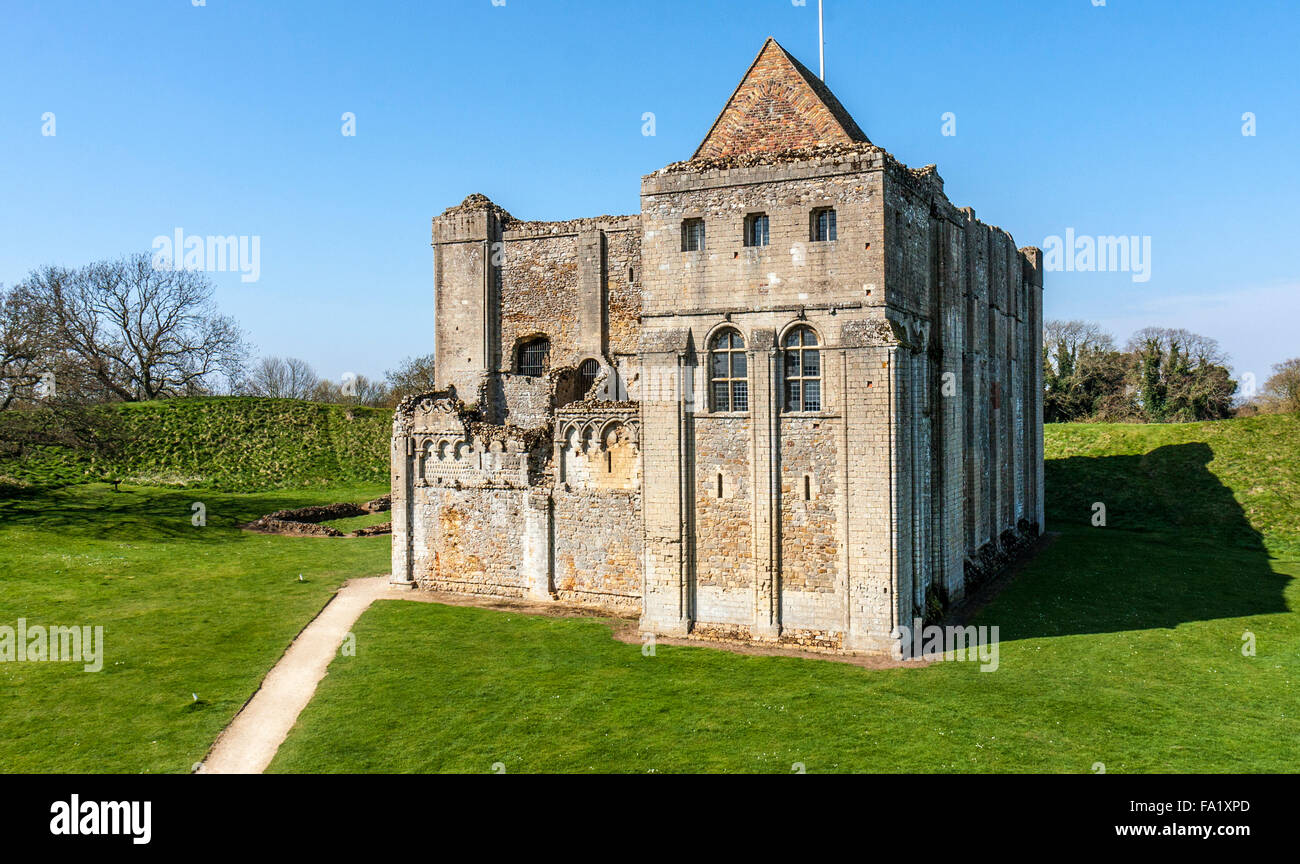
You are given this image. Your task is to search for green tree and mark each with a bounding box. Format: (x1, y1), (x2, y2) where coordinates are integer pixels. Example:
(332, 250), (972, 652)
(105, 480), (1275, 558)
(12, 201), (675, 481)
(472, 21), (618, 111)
(1128, 328), (1236, 422)
(1042, 320), (1131, 421)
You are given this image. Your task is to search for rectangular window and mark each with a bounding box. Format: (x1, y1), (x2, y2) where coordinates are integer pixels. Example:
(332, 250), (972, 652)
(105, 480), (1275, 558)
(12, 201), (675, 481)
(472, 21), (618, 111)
(519, 341), (548, 377)
(785, 379), (801, 412)
(744, 213), (770, 247)
(712, 380), (729, 411)
(812, 208), (837, 242)
(802, 380), (821, 412)
(731, 380), (749, 412)
(682, 218), (705, 252)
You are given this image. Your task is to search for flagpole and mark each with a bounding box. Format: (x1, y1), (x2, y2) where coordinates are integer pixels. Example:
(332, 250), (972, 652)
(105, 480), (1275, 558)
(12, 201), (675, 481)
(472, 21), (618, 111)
(818, 0), (825, 81)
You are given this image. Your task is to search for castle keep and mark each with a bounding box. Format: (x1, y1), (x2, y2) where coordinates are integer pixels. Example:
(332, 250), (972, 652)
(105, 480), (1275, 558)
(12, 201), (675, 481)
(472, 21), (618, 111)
(391, 38), (1045, 654)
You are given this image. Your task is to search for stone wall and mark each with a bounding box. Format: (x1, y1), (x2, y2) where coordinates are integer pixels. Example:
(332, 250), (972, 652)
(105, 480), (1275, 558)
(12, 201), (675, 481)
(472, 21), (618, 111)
(406, 39), (1045, 656)
(637, 155), (894, 651)
(551, 405), (643, 613)
(634, 146), (1043, 654)
(881, 163), (1045, 615)
(498, 216), (641, 381)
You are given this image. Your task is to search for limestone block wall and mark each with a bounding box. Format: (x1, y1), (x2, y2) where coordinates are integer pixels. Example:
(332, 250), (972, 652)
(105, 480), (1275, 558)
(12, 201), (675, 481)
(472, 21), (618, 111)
(432, 199), (641, 419)
(550, 405), (644, 613)
(838, 329), (903, 653)
(391, 396), (645, 615)
(553, 485), (642, 614)
(551, 402), (647, 613)
(640, 154), (886, 319)
(692, 415), (755, 627)
(488, 373), (553, 427)
(410, 485), (540, 598)
(432, 206), (498, 402)
(412, 144), (1044, 655)
(637, 155), (901, 651)
(881, 163), (1045, 619)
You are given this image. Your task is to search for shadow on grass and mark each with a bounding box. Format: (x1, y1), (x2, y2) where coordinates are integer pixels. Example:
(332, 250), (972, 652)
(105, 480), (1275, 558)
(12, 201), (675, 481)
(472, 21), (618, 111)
(991, 442), (1291, 640)
(0, 483), (365, 544)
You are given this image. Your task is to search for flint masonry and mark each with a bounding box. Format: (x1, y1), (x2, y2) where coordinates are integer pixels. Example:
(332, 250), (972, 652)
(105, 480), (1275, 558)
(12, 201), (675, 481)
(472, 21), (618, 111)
(391, 38), (1045, 655)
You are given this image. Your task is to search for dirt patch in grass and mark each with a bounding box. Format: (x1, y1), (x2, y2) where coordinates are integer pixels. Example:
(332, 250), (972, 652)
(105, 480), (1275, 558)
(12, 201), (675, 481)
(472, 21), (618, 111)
(244, 496), (392, 538)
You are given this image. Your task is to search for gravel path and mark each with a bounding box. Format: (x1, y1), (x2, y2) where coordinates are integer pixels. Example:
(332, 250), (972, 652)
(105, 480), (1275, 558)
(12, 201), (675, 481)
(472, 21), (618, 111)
(195, 577), (901, 773)
(196, 576), (403, 774)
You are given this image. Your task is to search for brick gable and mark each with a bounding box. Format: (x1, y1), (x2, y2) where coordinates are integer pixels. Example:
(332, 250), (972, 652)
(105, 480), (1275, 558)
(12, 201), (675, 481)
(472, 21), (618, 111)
(693, 37), (869, 160)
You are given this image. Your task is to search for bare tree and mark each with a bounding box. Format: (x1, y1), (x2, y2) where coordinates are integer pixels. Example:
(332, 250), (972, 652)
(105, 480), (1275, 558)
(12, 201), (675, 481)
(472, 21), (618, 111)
(311, 373), (389, 406)
(0, 283), (125, 459)
(0, 283), (51, 410)
(283, 357), (320, 399)
(244, 356), (319, 399)
(1043, 319), (1115, 375)
(21, 253), (248, 401)
(385, 353), (437, 402)
(1262, 358), (1300, 413)
(1126, 327), (1229, 368)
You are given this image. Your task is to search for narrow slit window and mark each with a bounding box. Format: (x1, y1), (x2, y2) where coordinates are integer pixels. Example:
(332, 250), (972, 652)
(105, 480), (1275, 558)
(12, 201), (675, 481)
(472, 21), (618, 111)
(717, 473), (724, 499)
(803, 475), (812, 501)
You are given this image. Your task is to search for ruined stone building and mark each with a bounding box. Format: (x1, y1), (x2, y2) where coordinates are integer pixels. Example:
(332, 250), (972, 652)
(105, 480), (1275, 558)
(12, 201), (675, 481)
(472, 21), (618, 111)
(391, 38), (1045, 654)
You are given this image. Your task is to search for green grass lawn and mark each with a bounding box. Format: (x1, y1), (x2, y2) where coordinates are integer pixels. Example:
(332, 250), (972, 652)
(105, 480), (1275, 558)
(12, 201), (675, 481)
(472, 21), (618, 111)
(0, 482), (389, 773)
(266, 415), (1300, 773)
(1044, 414), (1300, 558)
(266, 528), (1298, 773)
(323, 510), (391, 533)
(1, 413), (1296, 773)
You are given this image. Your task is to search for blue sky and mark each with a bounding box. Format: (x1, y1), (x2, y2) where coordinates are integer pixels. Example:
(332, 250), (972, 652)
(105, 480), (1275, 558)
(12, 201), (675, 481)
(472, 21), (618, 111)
(2, 0), (1297, 388)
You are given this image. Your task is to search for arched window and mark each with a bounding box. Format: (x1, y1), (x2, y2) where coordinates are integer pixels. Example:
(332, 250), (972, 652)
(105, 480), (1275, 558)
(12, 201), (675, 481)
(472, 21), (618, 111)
(517, 337), (549, 377)
(578, 358), (600, 395)
(783, 326), (821, 412)
(418, 440), (433, 484)
(709, 328), (748, 412)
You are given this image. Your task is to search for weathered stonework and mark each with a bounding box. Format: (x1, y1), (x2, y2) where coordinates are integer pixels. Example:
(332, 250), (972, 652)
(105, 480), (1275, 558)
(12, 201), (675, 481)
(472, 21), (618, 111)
(392, 37), (1046, 656)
